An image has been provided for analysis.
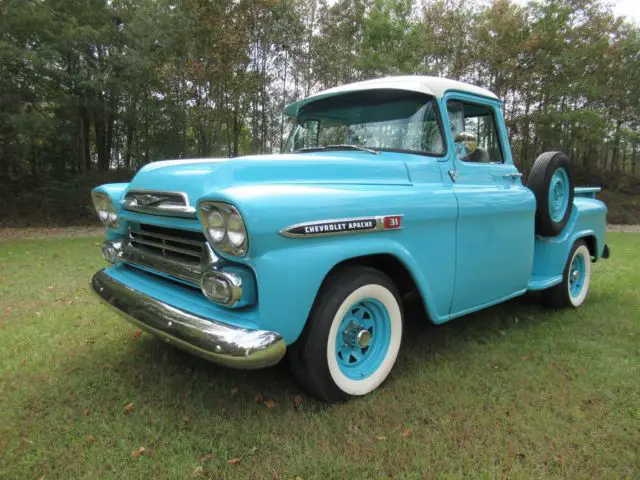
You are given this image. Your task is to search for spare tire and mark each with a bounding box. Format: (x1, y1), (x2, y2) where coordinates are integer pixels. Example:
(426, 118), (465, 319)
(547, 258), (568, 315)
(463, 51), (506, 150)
(527, 151), (574, 236)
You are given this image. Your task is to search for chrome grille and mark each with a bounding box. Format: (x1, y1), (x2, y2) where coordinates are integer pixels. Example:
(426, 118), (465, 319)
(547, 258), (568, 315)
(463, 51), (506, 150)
(130, 224), (205, 261)
(121, 224), (214, 286)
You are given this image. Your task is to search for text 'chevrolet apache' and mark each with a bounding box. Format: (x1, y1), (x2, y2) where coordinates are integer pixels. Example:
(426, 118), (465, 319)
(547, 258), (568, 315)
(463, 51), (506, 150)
(91, 76), (609, 402)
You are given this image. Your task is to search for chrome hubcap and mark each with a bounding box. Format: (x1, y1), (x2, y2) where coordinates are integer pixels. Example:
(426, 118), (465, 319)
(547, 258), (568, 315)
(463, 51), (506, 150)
(356, 329), (372, 348)
(344, 326), (372, 349)
(571, 270), (579, 281)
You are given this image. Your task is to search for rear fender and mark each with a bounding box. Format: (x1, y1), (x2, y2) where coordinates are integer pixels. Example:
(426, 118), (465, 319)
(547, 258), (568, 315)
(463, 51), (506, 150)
(532, 197), (607, 280)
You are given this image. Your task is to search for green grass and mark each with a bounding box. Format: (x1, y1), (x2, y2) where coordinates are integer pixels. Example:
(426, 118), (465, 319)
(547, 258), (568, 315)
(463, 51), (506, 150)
(0, 234), (638, 479)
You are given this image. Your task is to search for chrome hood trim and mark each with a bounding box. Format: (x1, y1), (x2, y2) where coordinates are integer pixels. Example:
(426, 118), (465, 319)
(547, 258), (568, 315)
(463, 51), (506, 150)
(122, 190), (196, 218)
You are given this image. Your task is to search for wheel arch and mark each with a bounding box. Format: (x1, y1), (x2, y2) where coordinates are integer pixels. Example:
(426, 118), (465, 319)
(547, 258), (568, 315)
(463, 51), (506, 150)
(580, 234), (598, 259)
(319, 252), (434, 323)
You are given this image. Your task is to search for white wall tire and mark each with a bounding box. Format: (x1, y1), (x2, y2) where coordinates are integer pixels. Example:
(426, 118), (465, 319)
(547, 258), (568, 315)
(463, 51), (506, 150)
(567, 244), (591, 307)
(542, 240), (592, 308)
(288, 266), (403, 403)
(326, 284), (402, 396)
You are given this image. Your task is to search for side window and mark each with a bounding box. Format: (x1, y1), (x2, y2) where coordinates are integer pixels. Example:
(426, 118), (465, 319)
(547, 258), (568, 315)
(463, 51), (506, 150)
(446, 101), (503, 163)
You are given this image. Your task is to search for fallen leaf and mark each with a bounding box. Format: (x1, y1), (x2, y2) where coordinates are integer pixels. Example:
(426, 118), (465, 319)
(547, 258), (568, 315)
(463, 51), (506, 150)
(192, 466), (205, 477)
(131, 446), (146, 458)
(133, 330), (142, 338)
(293, 395), (303, 408)
(254, 393), (264, 403)
(401, 429), (411, 437)
(264, 400), (276, 409)
(123, 402), (135, 414)
(374, 435), (387, 441)
(230, 387), (238, 396)
(227, 458), (240, 465)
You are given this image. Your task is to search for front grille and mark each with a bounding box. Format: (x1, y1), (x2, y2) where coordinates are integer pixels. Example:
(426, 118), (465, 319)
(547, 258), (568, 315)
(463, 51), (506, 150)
(130, 224), (206, 262)
(121, 224), (212, 286)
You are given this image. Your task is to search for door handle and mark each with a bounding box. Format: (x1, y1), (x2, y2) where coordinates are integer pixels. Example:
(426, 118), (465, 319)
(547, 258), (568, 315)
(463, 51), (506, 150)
(503, 172), (523, 179)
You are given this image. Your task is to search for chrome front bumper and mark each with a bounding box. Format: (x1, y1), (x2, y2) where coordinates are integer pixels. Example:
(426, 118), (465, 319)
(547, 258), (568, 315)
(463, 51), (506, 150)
(91, 269), (286, 369)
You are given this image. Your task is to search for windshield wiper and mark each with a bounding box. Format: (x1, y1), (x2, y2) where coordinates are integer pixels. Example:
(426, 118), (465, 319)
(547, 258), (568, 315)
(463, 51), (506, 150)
(296, 144), (379, 155)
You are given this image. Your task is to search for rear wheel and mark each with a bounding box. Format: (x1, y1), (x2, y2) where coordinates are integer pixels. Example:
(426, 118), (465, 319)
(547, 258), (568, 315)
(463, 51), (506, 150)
(542, 240), (592, 308)
(289, 266), (403, 403)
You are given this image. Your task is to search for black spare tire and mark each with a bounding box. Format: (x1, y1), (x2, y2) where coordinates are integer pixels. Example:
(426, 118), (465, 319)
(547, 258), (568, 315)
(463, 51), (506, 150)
(527, 151), (574, 236)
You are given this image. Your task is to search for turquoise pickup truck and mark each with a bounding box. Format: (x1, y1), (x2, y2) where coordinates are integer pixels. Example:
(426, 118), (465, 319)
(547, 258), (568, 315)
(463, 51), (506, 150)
(91, 76), (609, 402)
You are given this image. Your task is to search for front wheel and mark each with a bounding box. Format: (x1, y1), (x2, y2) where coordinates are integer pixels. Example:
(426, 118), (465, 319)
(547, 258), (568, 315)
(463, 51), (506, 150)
(289, 266), (403, 403)
(542, 240), (592, 308)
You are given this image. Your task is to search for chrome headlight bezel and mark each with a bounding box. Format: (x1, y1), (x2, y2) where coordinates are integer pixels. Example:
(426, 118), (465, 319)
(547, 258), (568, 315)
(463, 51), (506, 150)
(198, 202), (248, 256)
(91, 191), (119, 228)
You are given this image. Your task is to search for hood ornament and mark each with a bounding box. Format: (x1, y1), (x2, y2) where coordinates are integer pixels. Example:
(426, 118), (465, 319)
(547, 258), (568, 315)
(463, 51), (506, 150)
(123, 190), (196, 218)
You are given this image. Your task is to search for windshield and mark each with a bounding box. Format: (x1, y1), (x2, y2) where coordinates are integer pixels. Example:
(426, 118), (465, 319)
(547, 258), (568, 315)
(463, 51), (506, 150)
(283, 89), (445, 156)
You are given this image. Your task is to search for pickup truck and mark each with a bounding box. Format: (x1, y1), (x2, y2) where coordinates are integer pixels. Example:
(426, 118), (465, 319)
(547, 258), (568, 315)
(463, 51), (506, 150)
(91, 76), (609, 403)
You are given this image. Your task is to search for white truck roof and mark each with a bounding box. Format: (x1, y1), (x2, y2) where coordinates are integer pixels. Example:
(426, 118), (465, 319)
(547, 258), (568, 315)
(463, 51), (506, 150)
(284, 76), (499, 116)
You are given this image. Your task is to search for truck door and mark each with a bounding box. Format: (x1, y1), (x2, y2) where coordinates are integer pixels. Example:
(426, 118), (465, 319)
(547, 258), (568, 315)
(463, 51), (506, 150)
(443, 95), (536, 317)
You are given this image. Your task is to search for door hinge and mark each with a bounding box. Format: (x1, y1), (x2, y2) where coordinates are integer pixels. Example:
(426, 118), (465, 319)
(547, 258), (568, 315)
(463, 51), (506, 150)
(448, 169), (457, 182)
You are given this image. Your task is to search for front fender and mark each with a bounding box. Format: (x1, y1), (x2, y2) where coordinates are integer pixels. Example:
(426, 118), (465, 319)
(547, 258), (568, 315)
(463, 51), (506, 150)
(250, 237), (443, 344)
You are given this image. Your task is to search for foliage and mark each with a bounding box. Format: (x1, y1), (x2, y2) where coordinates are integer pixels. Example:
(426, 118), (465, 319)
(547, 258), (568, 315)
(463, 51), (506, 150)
(0, 0), (639, 189)
(0, 233), (638, 477)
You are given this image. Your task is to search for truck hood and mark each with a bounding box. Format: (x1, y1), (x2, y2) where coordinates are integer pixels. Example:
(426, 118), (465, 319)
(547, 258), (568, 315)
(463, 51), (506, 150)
(126, 151), (412, 202)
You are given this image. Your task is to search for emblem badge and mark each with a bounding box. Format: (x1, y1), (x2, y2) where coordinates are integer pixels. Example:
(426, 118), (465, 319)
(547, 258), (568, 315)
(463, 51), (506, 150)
(280, 215), (403, 238)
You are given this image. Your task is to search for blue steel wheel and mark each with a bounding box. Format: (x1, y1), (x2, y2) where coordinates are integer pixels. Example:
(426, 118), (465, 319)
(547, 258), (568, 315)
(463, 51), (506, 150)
(334, 298), (392, 380)
(541, 240), (591, 308)
(288, 266), (403, 403)
(528, 151), (574, 237)
(548, 167), (571, 223)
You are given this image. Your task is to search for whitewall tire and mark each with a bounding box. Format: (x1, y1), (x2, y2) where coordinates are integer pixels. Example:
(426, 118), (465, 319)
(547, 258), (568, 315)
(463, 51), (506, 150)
(288, 266), (403, 403)
(542, 240), (592, 308)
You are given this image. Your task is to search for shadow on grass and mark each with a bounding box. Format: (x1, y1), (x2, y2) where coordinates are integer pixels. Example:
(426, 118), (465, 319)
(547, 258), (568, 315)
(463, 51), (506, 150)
(51, 292), (555, 414)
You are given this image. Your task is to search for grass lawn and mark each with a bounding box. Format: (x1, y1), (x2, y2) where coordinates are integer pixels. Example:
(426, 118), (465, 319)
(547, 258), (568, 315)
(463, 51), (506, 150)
(0, 233), (638, 479)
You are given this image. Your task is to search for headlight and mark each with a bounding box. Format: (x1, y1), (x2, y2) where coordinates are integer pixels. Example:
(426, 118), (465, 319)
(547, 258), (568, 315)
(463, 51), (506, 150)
(227, 211), (246, 248)
(205, 208), (226, 243)
(198, 202), (248, 256)
(91, 192), (118, 228)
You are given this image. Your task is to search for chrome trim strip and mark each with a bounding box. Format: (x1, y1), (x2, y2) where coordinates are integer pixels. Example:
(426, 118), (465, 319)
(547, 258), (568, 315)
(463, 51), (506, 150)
(279, 215), (404, 238)
(91, 269), (285, 369)
(120, 245), (204, 286)
(123, 190), (197, 218)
